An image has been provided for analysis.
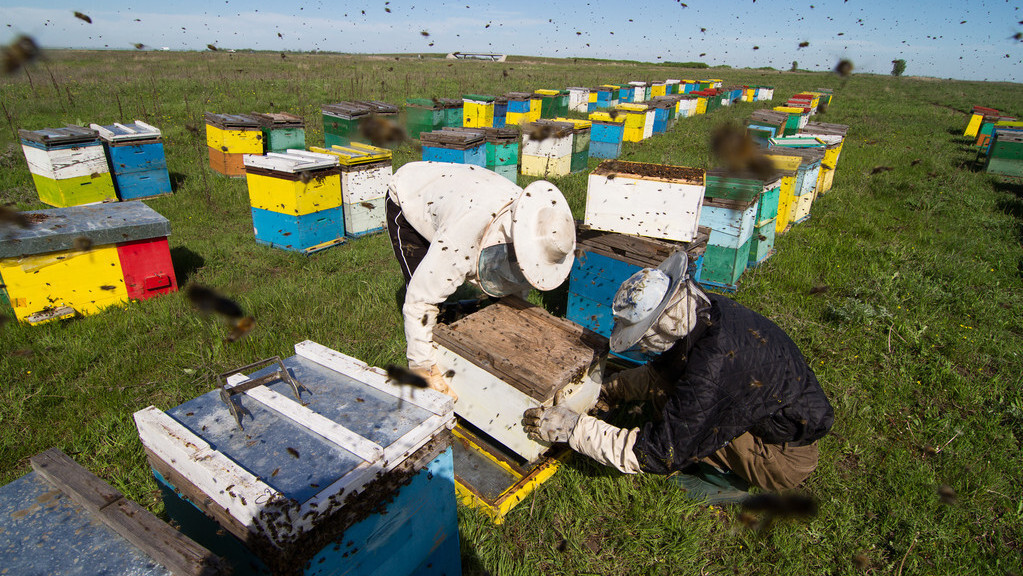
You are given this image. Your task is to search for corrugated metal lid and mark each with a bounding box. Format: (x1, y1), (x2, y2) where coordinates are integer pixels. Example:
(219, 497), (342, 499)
(203, 113), (260, 128)
(0, 201), (170, 258)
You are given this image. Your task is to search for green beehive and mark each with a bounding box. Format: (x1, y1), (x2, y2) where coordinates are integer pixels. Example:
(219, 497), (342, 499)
(438, 99), (464, 128)
(985, 128), (1023, 177)
(251, 112), (306, 153)
(322, 102), (371, 148)
(405, 98), (446, 140)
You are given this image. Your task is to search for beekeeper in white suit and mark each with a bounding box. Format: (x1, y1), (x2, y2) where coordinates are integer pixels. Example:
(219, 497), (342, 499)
(386, 161), (576, 398)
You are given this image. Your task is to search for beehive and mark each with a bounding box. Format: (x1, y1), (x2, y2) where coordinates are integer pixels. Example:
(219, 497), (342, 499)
(90, 120), (173, 200)
(493, 96), (509, 128)
(19, 126), (118, 206)
(313, 143), (393, 238)
(616, 103), (650, 142)
(251, 112), (306, 153)
(773, 106), (809, 135)
(588, 112), (626, 159)
(504, 92), (535, 126)
(520, 120), (573, 177)
(677, 95), (698, 118)
(976, 117), (1022, 154)
(552, 117), (592, 173)
(567, 87), (591, 113)
(747, 110), (789, 147)
(134, 341), (460, 576)
(244, 150), (346, 254)
(703, 171), (782, 268)
(985, 128), (1023, 177)
(666, 79), (681, 95)
(698, 195), (761, 292)
(434, 296), (608, 463)
(749, 182), (781, 267)
(766, 145), (824, 225)
(321, 101), (371, 147)
(647, 100), (672, 134)
(462, 94), (496, 128)
(0, 202), (177, 324)
(404, 98), (445, 140)
(420, 129), (486, 167)
(584, 160), (706, 242)
(965, 106), (999, 138)
(205, 113), (263, 177)
(432, 98), (464, 128)
(0, 448), (225, 576)
(567, 226), (709, 364)
(534, 89), (561, 118)
(800, 121), (850, 177)
(442, 126), (519, 183)
(586, 88), (599, 112)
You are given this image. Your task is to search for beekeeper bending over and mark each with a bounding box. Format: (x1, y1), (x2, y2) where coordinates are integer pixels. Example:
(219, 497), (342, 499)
(387, 161), (575, 398)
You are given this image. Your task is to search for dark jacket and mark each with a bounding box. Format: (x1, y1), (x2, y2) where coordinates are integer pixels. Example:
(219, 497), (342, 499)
(633, 294), (834, 474)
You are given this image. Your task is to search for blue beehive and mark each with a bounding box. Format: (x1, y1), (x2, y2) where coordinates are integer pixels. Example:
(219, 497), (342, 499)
(90, 121), (173, 200)
(0, 448), (225, 575)
(420, 129), (486, 166)
(567, 227), (707, 365)
(134, 341), (460, 576)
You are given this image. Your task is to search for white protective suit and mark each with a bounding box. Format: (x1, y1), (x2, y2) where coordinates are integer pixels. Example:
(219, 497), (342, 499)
(387, 162), (523, 369)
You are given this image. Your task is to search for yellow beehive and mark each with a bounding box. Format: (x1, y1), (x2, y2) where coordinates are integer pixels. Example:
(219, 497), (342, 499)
(617, 104), (648, 142)
(764, 154), (802, 233)
(205, 124), (263, 154)
(695, 97), (708, 115)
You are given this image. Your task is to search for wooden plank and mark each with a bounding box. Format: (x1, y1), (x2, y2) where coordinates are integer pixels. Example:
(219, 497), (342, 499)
(225, 373), (385, 463)
(30, 448), (225, 576)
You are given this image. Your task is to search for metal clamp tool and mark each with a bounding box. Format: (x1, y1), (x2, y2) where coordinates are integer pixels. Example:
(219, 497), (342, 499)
(217, 356), (306, 430)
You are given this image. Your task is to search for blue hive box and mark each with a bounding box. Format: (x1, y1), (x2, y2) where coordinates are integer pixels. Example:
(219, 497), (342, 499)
(420, 129), (486, 167)
(91, 120), (173, 200)
(133, 341), (460, 576)
(567, 227), (707, 364)
(0, 448), (225, 575)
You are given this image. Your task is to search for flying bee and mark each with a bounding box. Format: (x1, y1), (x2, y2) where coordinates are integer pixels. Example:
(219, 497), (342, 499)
(2, 35), (42, 75)
(937, 484), (956, 505)
(207, 44), (218, 51)
(798, 41), (810, 48)
(870, 166), (893, 175)
(74, 11), (92, 23)
(384, 365), (430, 388)
(226, 316), (256, 342)
(420, 30), (430, 37)
(186, 284), (244, 319)
(834, 59), (854, 77)
(523, 121), (554, 142)
(358, 114), (406, 148)
(0, 205), (30, 229)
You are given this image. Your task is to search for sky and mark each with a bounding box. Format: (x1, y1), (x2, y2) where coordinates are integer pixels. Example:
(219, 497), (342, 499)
(2, 0), (1020, 82)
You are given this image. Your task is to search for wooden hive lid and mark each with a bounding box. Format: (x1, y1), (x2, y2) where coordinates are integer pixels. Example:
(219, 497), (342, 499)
(534, 89), (560, 96)
(522, 120), (574, 139)
(249, 112), (305, 128)
(405, 97), (443, 109)
(88, 120), (162, 143)
(436, 98), (464, 109)
(433, 297), (608, 402)
(18, 125), (98, 146)
(576, 224), (709, 268)
(591, 159), (705, 185)
(0, 201), (170, 258)
(420, 129), (484, 148)
(749, 110), (788, 124)
(706, 168), (783, 188)
(504, 92), (534, 100)
(462, 94), (496, 102)
(802, 121), (850, 135)
(354, 100), (399, 114)
(321, 102), (373, 118)
(203, 113), (260, 128)
(767, 145), (826, 164)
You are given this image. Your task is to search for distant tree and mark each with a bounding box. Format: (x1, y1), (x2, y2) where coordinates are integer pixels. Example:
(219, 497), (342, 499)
(891, 59), (907, 76)
(790, 61), (798, 72)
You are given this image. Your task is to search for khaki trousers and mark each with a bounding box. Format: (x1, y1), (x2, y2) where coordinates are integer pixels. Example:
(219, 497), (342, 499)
(703, 432), (820, 491)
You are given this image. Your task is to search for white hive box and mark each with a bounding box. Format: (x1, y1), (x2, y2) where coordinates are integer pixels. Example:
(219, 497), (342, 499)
(433, 297), (608, 464)
(584, 160), (706, 242)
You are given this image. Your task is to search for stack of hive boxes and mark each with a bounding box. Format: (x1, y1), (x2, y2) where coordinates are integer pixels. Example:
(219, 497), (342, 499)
(0, 201), (177, 325)
(205, 113), (264, 177)
(772, 106), (809, 135)
(504, 92), (538, 126)
(310, 143), (393, 237)
(462, 95), (496, 128)
(405, 98), (446, 140)
(568, 87), (591, 113)
(747, 110), (791, 147)
(435, 99), (464, 129)
(698, 172), (765, 291)
(572, 160), (708, 361)
(20, 126), (118, 207)
(442, 127), (519, 183)
(251, 112), (305, 153)
(322, 102), (370, 147)
(420, 129), (486, 167)
(799, 122), (850, 194)
(534, 89), (568, 119)
(766, 143), (824, 226)
(493, 96), (509, 128)
(964, 106), (1000, 138)
(243, 149), (346, 254)
(588, 112), (625, 159)
(89, 121), (172, 200)
(552, 117), (592, 173)
(520, 120), (574, 177)
(617, 103), (652, 142)
(985, 128), (1023, 177)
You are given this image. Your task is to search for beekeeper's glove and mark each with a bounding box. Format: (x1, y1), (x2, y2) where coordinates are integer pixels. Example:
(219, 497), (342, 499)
(522, 405), (580, 443)
(409, 363), (458, 401)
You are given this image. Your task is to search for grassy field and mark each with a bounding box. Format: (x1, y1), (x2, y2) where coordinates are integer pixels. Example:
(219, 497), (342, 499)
(1, 50), (1021, 575)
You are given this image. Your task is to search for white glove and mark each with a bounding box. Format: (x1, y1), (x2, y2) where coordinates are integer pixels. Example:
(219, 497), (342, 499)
(522, 405), (581, 443)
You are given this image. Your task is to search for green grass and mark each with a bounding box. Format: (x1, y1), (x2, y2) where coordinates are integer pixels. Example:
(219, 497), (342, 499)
(1, 50), (1021, 575)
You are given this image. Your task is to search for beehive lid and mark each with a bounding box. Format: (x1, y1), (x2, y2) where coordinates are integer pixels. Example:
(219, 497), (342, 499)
(133, 341), (454, 548)
(18, 125), (98, 146)
(705, 170), (780, 202)
(309, 142), (392, 165)
(591, 160), (705, 185)
(420, 129), (484, 148)
(505, 92), (533, 101)
(523, 120), (573, 139)
(0, 201), (170, 258)
(534, 89), (560, 96)
(550, 117), (592, 130)
(249, 112), (304, 128)
(972, 106), (1000, 115)
(577, 224), (709, 268)
(88, 120), (162, 143)
(588, 112), (626, 124)
(802, 121), (850, 136)
(321, 102), (372, 118)
(993, 128), (1023, 143)
(616, 103), (649, 112)
(354, 100), (399, 114)
(433, 297), (608, 402)
(242, 150), (339, 173)
(405, 97), (443, 109)
(629, 81), (648, 87)
(774, 106), (806, 114)
(436, 98), (464, 109)
(769, 136), (825, 148)
(462, 94), (496, 102)
(203, 113), (260, 128)
(767, 146), (825, 164)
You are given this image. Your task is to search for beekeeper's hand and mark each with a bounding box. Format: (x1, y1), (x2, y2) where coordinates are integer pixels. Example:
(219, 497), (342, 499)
(409, 363), (458, 401)
(522, 405), (580, 444)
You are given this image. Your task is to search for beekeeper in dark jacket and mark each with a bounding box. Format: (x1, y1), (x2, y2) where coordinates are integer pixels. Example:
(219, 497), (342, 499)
(524, 252), (834, 491)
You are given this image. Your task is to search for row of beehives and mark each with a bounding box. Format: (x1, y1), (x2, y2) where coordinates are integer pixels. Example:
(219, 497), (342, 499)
(565, 89), (848, 360)
(962, 105), (1023, 177)
(18, 122), (173, 208)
